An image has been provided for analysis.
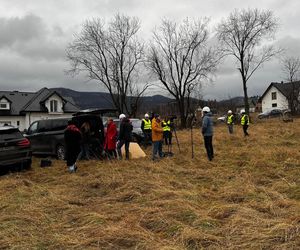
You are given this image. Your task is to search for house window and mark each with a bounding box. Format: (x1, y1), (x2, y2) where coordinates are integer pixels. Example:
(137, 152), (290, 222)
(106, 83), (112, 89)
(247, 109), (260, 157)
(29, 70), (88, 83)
(50, 100), (58, 112)
(271, 92), (277, 100)
(272, 103), (277, 107)
(0, 103), (8, 109)
(17, 121), (20, 126)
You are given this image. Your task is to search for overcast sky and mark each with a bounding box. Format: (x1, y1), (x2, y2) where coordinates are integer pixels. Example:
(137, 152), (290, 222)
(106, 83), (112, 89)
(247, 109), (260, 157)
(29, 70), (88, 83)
(0, 0), (299, 100)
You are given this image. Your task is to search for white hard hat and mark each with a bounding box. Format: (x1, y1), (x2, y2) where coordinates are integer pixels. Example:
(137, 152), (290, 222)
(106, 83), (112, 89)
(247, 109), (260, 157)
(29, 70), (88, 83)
(119, 114), (126, 120)
(228, 110), (232, 114)
(145, 113), (149, 118)
(240, 109), (245, 114)
(202, 106), (210, 112)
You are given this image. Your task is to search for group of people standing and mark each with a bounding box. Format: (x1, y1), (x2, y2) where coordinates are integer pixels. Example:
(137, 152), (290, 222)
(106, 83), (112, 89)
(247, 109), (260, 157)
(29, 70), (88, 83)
(201, 106), (251, 162)
(141, 113), (173, 161)
(64, 114), (133, 173)
(64, 107), (250, 172)
(226, 109), (250, 136)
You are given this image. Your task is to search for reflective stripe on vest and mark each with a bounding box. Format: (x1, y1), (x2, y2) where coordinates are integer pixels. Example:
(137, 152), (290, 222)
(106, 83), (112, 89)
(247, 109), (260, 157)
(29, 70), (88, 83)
(227, 115), (233, 124)
(162, 121), (171, 131)
(143, 119), (152, 130)
(241, 115), (249, 125)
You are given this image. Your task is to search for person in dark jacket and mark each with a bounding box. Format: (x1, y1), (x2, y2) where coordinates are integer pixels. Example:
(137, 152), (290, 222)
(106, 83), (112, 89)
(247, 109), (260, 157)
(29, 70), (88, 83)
(201, 106), (214, 161)
(64, 120), (82, 173)
(117, 114), (133, 160)
(77, 121), (91, 160)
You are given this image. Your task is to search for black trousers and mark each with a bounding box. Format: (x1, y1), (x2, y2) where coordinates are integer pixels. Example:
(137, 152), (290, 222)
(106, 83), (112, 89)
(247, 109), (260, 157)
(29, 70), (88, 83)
(66, 146), (80, 166)
(203, 136), (214, 161)
(163, 131), (172, 145)
(117, 140), (130, 159)
(243, 125), (249, 136)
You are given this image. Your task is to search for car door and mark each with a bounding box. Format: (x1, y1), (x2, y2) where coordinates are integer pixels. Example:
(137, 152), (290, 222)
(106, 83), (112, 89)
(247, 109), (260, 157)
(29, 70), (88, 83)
(44, 119), (67, 155)
(25, 121), (41, 153)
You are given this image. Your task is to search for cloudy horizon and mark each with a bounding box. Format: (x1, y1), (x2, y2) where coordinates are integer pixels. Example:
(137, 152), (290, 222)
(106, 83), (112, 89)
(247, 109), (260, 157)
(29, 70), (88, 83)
(0, 0), (299, 100)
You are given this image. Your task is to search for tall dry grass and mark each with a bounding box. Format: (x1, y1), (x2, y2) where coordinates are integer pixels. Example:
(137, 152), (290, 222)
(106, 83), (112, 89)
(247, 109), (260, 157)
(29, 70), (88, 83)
(0, 118), (299, 249)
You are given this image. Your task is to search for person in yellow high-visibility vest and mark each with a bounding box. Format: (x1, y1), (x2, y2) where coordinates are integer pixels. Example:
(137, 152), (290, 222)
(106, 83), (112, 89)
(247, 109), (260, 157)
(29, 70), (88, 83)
(141, 113), (152, 146)
(162, 117), (172, 146)
(227, 110), (234, 134)
(240, 109), (250, 136)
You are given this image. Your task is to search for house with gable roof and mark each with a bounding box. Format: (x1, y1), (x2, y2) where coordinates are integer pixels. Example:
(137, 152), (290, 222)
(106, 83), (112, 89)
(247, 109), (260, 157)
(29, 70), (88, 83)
(0, 87), (79, 131)
(260, 81), (300, 113)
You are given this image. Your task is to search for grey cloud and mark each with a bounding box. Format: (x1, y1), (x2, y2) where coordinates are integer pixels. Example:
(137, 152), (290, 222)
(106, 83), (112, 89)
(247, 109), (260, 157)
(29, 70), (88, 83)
(276, 36), (300, 57)
(0, 14), (46, 47)
(0, 14), (69, 61)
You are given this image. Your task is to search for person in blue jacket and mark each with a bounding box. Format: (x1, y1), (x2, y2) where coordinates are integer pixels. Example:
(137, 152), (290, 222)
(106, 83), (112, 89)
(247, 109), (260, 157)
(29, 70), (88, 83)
(201, 106), (214, 161)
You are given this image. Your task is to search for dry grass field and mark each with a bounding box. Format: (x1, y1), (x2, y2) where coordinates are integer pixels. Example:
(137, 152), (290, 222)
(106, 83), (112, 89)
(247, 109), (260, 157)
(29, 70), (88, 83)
(0, 118), (300, 249)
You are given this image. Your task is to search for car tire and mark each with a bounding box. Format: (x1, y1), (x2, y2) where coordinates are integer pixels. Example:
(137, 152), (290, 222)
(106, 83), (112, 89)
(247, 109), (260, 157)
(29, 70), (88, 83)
(56, 145), (65, 160)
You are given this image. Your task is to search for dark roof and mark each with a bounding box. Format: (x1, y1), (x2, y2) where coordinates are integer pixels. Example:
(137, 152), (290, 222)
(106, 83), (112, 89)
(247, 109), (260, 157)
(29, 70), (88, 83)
(0, 91), (35, 115)
(22, 88), (79, 113)
(261, 81), (300, 99)
(0, 88), (79, 115)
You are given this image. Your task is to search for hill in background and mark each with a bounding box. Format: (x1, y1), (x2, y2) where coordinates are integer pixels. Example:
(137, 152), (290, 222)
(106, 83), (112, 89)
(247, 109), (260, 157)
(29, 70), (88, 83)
(52, 87), (173, 110)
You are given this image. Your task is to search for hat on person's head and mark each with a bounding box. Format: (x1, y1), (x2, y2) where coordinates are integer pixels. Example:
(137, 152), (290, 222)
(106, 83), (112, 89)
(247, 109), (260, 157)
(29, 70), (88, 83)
(202, 106), (210, 113)
(228, 110), (232, 114)
(119, 114), (126, 120)
(145, 113), (149, 118)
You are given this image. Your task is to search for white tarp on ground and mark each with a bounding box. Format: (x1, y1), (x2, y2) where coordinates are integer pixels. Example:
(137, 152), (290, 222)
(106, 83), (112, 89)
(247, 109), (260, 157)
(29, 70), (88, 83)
(121, 142), (146, 159)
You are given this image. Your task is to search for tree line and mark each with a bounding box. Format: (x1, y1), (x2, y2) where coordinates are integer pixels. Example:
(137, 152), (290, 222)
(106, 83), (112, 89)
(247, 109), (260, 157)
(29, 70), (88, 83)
(66, 8), (299, 128)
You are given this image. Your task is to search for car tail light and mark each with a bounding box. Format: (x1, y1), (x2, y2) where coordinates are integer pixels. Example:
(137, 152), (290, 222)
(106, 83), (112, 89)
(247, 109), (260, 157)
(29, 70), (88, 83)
(17, 138), (30, 147)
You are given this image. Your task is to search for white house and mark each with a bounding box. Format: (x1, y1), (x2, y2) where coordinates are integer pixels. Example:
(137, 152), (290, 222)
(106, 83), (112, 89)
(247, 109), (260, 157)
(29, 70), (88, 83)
(260, 81), (300, 113)
(0, 88), (79, 131)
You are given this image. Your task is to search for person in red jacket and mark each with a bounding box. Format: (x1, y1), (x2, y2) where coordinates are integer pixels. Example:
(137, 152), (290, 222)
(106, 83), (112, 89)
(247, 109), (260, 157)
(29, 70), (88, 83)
(104, 118), (117, 159)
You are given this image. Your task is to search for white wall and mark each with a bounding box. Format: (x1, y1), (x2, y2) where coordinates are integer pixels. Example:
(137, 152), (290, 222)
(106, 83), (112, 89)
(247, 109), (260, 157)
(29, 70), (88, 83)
(261, 86), (289, 112)
(0, 113), (73, 131)
(0, 116), (26, 130)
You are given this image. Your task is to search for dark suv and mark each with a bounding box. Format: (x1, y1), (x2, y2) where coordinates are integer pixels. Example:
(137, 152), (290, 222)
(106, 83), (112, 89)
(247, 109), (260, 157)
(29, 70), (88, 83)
(0, 126), (32, 169)
(25, 109), (109, 160)
(25, 118), (69, 160)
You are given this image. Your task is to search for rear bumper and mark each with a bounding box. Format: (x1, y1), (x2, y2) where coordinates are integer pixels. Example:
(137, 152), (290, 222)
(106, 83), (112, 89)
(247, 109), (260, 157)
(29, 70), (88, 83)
(0, 151), (32, 167)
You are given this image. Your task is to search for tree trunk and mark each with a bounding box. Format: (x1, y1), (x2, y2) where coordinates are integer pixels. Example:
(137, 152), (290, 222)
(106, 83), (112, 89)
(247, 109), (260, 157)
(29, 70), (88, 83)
(242, 77), (250, 114)
(178, 99), (187, 129)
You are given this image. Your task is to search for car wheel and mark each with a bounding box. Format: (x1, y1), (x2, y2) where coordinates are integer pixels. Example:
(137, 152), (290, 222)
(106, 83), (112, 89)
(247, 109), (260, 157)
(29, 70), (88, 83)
(56, 145), (65, 160)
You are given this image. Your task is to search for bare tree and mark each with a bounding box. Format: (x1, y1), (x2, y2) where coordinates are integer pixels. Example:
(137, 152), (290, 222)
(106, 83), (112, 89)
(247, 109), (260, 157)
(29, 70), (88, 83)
(281, 56), (300, 115)
(217, 8), (280, 114)
(282, 56), (300, 82)
(66, 13), (149, 115)
(148, 18), (218, 128)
